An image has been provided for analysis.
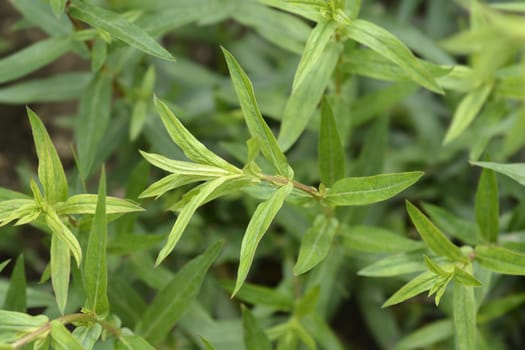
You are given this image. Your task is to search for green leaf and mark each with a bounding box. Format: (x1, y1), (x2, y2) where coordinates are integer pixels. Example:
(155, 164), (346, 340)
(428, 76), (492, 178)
(394, 319), (453, 350)
(135, 241), (223, 344)
(72, 324), (102, 350)
(140, 151), (232, 177)
(475, 245), (525, 275)
(406, 201), (467, 263)
(153, 97), (239, 173)
(294, 216), (338, 275)
(50, 0), (67, 17)
(0, 199), (36, 226)
(318, 99), (345, 186)
(27, 107), (68, 204)
(382, 271), (437, 307)
(3, 255), (26, 312)
(453, 267), (482, 287)
(68, 0), (175, 61)
(0, 72), (91, 104)
(117, 334), (156, 350)
(221, 47), (292, 178)
(10, 0), (73, 36)
(453, 284), (476, 350)
(343, 225), (424, 253)
(83, 167), (109, 318)
(46, 210), (82, 266)
(242, 305), (272, 350)
(75, 70), (113, 179)
(475, 168), (499, 243)
(342, 19), (443, 93)
(234, 182), (293, 295)
(424, 255), (447, 276)
(91, 37), (107, 72)
(325, 172), (423, 207)
(139, 174), (211, 199)
(0, 36), (72, 84)
(156, 177), (232, 265)
(50, 232), (71, 314)
(295, 286), (320, 318)
(0, 310), (48, 328)
(358, 252), (426, 277)
(443, 84), (492, 144)
(219, 280), (294, 311)
(478, 293), (525, 323)
(200, 337), (216, 350)
(470, 161), (525, 186)
(0, 260), (10, 273)
(50, 321), (85, 350)
(55, 194), (143, 216)
(278, 42), (342, 152)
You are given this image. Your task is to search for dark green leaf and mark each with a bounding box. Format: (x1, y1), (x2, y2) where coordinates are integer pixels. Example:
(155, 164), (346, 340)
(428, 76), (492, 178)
(135, 241), (223, 344)
(242, 305), (272, 350)
(69, 0), (175, 61)
(325, 172), (423, 207)
(3, 255), (26, 312)
(475, 245), (525, 275)
(475, 168), (499, 243)
(478, 293), (525, 323)
(220, 280), (294, 311)
(394, 319), (453, 350)
(319, 99), (345, 186)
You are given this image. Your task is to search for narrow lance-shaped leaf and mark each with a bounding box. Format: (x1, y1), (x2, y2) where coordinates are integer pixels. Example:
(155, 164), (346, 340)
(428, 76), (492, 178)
(453, 284), (476, 350)
(84, 167), (109, 317)
(443, 84), (492, 144)
(140, 151), (232, 177)
(68, 0), (175, 61)
(278, 42), (342, 152)
(156, 177), (230, 266)
(75, 70), (113, 179)
(341, 19), (443, 93)
(27, 107), (68, 204)
(475, 168), (499, 243)
(319, 99), (345, 186)
(116, 333), (156, 350)
(382, 271), (437, 307)
(325, 172), (423, 207)
(343, 225), (424, 253)
(153, 96), (240, 173)
(50, 320), (85, 350)
(234, 182), (293, 295)
(475, 245), (525, 275)
(294, 215), (338, 275)
(394, 319), (454, 350)
(55, 194), (143, 216)
(72, 324), (102, 350)
(406, 201), (468, 263)
(50, 233), (71, 314)
(0, 36), (72, 84)
(50, 0), (67, 17)
(222, 47), (293, 178)
(470, 161), (525, 186)
(3, 255), (26, 312)
(0, 259), (10, 273)
(46, 210), (82, 266)
(136, 241), (223, 344)
(242, 305), (272, 350)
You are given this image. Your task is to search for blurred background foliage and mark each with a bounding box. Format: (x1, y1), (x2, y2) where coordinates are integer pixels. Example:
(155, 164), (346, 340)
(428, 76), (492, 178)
(1, 0), (525, 349)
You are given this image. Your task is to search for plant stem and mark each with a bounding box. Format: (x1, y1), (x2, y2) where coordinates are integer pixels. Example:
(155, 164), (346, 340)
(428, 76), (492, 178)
(260, 174), (321, 199)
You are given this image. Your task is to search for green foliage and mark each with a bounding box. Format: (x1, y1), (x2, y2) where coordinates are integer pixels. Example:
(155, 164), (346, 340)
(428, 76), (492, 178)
(1, 0), (525, 349)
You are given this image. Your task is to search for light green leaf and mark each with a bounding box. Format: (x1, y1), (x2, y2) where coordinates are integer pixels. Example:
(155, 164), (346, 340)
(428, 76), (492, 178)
(156, 177), (231, 265)
(50, 321), (85, 350)
(153, 97), (239, 172)
(200, 337), (216, 350)
(0, 199), (36, 226)
(318, 99), (345, 186)
(475, 168), (499, 243)
(453, 267), (482, 287)
(3, 255), (26, 312)
(478, 293), (525, 323)
(295, 286), (320, 318)
(358, 252), (426, 277)
(90, 37), (107, 72)
(406, 201), (467, 263)
(343, 226), (424, 253)
(27, 107), (68, 204)
(0, 72), (90, 104)
(0, 260), (10, 273)
(382, 271), (437, 307)
(140, 151), (232, 177)
(290, 319), (317, 350)
(234, 182), (293, 295)
(453, 284), (476, 350)
(116, 331), (156, 350)
(10, 0), (73, 36)
(293, 20), (337, 91)
(75, 70), (113, 179)
(55, 194), (143, 216)
(475, 245), (525, 275)
(394, 319), (453, 350)
(325, 172), (423, 207)
(68, 0), (174, 61)
(136, 241), (223, 344)
(50, 0), (67, 17)
(258, 0), (325, 22)
(72, 324), (102, 350)
(294, 216), (338, 275)
(50, 233), (71, 315)
(219, 280), (294, 311)
(222, 47), (292, 178)
(470, 161), (525, 186)
(84, 168), (109, 318)
(139, 174), (210, 199)
(342, 19), (443, 93)
(424, 255), (447, 276)
(0, 36), (72, 84)
(0, 310), (48, 328)
(46, 210), (82, 266)
(491, 2), (525, 12)
(242, 305), (272, 350)
(444, 83), (492, 144)
(278, 42), (341, 152)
